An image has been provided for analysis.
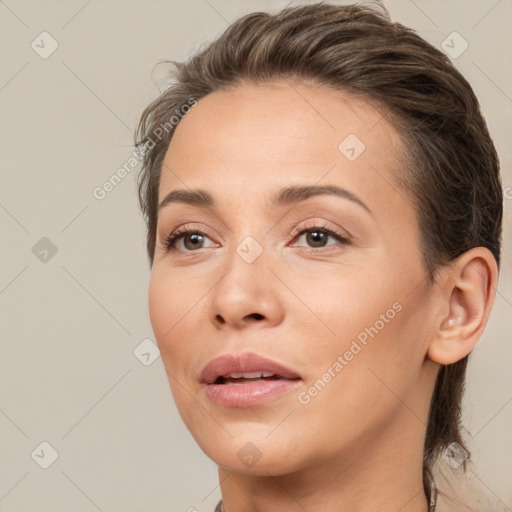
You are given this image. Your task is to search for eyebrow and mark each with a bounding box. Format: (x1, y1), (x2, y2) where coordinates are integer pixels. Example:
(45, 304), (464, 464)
(158, 184), (372, 216)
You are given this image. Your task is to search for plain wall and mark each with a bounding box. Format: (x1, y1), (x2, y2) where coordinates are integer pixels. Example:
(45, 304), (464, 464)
(0, 0), (510, 510)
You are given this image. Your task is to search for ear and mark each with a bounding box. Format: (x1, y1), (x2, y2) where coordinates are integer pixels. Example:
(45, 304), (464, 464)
(427, 247), (499, 365)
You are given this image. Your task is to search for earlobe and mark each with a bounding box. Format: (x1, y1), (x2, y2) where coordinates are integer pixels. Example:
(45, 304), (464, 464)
(427, 247), (498, 365)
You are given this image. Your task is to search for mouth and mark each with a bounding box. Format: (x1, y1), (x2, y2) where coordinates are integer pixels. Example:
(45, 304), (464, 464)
(214, 371), (290, 385)
(200, 353), (302, 407)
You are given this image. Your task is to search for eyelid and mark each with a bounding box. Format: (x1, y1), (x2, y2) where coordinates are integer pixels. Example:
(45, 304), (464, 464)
(289, 220), (351, 242)
(159, 222), (217, 253)
(160, 219), (352, 254)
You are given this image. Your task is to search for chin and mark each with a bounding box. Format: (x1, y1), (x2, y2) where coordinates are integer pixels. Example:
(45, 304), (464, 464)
(207, 444), (304, 476)
(186, 421), (309, 475)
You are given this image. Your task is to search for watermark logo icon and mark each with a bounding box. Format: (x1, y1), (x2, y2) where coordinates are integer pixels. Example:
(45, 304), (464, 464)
(236, 236), (263, 264)
(133, 338), (160, 366)
(442, 441), (468, 469)
(237, 442), (262, 468)
(31, 32), (59, 59)
(338, 133), (366, 161)
(31, 441), (59, 469)
(441, 31), (468, 59)
(32, 237), (58, 263)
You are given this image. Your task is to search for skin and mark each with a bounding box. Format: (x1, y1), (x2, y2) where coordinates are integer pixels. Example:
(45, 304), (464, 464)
(148, 80), (497, 512)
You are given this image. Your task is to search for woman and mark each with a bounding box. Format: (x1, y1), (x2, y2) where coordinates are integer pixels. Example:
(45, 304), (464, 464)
(135, 3), (503, 510)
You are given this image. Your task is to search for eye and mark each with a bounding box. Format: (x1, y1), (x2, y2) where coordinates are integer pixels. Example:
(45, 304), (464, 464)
(163, 227), (216, 252)
(290, 222), (350, 250)
(161, 221), (350, 255)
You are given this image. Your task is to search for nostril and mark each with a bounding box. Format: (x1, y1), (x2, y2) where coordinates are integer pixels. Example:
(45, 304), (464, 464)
(248, 313), (264, 320)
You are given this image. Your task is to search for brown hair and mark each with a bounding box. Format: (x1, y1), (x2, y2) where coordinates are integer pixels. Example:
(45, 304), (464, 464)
(134, 1), (503, 502)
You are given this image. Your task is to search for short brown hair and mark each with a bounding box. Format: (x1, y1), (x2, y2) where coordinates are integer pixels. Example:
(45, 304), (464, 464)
(135, 2), (503, 502)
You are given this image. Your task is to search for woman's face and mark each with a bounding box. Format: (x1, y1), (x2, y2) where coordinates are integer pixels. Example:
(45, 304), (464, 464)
(148, 80), (438, 475)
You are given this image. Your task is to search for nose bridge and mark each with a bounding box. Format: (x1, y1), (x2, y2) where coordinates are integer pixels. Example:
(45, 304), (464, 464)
(222, 201), (269, 268)
(208, 228), (282, 329)
(220, 229), (268, 299)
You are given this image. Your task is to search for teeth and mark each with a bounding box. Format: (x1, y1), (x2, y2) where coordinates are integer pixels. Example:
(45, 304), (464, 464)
(225, 371), (277, 379)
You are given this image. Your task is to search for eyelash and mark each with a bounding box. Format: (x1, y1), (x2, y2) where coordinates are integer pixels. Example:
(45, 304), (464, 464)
(163, 222), (350, 254)
(290, 222), (350, 251)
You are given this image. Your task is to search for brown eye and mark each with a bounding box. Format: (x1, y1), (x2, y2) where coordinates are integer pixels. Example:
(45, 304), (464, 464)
(293, 225), (350, 250)
(304, 230), (330, 248)
(164, 229), (213, 252)
(181, 233), (206, 250)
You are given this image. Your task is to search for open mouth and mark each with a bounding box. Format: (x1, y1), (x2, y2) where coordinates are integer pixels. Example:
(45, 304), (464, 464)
(214, 372), (297, 385)
(200, 352), (302, 407)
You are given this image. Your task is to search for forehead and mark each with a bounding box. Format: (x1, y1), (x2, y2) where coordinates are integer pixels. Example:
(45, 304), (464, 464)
(159, 80), (407, 214)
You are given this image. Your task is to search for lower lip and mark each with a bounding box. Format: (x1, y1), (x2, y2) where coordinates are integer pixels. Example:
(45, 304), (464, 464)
(205, 379), (302, 407)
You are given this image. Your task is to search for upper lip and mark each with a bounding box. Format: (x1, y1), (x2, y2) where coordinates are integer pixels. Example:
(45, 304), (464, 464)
(200, 352), (302, 384)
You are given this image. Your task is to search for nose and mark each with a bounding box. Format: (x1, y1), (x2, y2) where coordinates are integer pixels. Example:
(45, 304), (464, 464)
(208, 247), (285, 330)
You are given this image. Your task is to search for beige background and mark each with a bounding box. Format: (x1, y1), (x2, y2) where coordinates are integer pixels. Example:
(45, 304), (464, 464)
(0, 0), (510, 510)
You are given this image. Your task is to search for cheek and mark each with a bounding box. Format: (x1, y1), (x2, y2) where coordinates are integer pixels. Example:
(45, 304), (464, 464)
(298, 270), (398, 346)
(148, 270), (192, 364)
(299, 267), (424, 392)
(148, 272), (202, 422)
(148, 274), (173, 343)
(293, 299), (425, 450)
